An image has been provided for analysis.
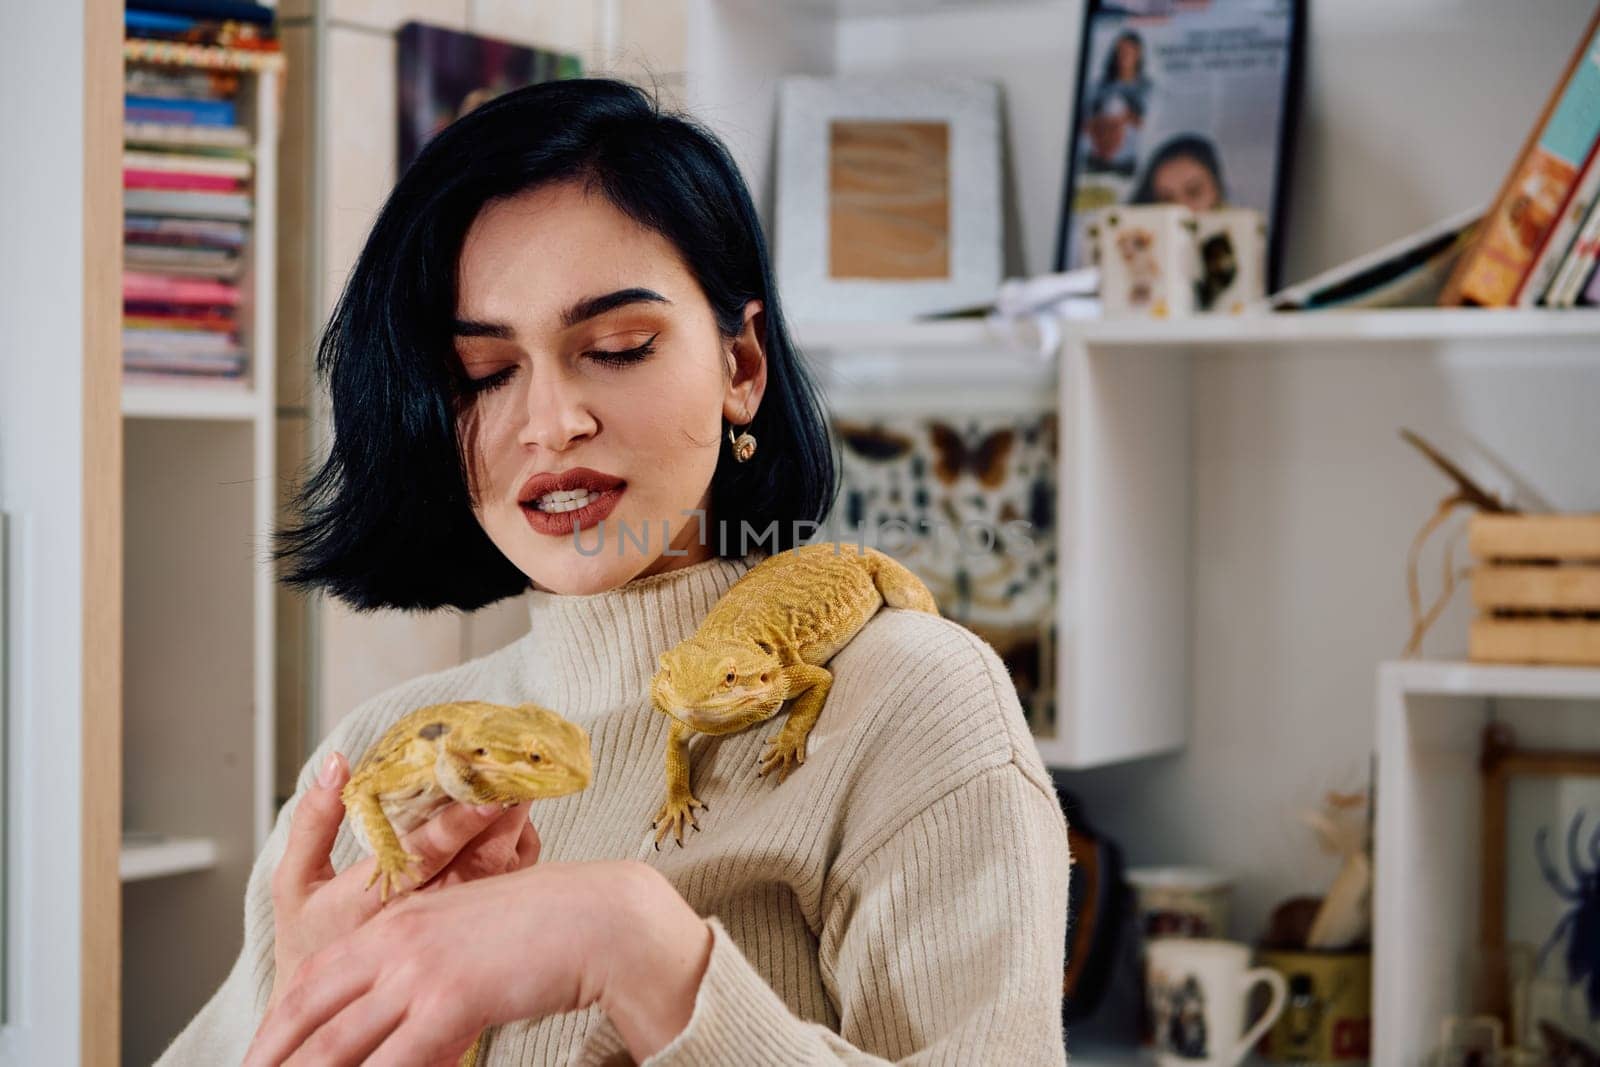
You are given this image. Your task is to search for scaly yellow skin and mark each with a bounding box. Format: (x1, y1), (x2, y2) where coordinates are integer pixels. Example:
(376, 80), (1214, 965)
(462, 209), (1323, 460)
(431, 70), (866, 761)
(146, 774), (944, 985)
(649, 543), (939, 846)
(342, 700), (593, 901)
(340, 700), (592, 1067)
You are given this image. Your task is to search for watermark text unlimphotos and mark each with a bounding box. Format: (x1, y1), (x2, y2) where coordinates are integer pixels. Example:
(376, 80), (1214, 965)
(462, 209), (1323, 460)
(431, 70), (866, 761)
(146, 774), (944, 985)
(568, 509), (1036, 558)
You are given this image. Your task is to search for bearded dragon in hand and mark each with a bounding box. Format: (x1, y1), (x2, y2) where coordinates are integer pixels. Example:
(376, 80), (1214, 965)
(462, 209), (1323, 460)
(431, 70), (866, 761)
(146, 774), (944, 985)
(342, 699), (592, 902)
(339, 700), (592, 1067)
(649, 543), (939, 846)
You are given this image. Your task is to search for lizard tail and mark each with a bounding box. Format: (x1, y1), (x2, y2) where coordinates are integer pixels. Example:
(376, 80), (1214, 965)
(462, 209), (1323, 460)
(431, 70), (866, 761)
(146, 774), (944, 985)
(864, 548), (940, 615)
(458, 1030), (485, 1067)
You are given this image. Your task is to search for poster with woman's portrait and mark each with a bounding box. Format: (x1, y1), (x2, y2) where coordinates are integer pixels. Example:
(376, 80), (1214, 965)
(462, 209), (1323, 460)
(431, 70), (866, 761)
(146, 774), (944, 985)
(1055, 0), (1303, 288)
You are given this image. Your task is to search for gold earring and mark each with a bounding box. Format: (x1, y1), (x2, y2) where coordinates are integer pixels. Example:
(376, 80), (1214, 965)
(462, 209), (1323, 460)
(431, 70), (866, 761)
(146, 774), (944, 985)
(728, 410), (757, 463)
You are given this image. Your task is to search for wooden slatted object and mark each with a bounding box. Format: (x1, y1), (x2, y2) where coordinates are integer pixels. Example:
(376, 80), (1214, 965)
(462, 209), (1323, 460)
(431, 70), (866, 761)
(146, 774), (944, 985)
(1469, 514), (1600, 666)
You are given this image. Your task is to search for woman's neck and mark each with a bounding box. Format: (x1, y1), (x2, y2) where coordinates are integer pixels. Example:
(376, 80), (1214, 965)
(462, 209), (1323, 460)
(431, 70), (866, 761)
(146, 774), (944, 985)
(520, 550), (762, 721)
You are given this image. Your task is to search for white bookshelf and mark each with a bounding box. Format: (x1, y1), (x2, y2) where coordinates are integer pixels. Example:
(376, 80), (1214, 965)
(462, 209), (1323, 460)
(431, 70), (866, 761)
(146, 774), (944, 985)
(1373, 658), (1600, 1065)
(120, 835), (221, 882)
(122, 380), (261, 420)
(120, 51), (280, 1065)
(794, 307), (1600, 355)
(1073, 307), (1600, 347)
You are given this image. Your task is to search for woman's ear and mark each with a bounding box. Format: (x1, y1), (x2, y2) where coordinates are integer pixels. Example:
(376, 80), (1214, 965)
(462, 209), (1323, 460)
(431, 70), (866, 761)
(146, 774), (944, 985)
(725, 298), (768, 423)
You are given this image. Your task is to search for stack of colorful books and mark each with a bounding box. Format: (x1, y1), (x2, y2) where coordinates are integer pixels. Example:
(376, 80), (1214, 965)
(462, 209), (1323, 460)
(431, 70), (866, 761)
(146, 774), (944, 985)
(123, 1), (277, 383)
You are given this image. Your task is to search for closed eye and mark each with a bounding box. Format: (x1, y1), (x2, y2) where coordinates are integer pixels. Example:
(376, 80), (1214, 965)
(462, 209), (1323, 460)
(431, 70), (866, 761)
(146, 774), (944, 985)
(463, 333), (659, 395)
(586, 334), (658, 368)
(466, 366), (516, 395)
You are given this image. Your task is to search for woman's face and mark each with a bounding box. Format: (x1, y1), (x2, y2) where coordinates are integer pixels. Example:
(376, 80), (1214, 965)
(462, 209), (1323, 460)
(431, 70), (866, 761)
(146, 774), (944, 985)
(1150, 154), (1221, 213)
(453, 180), (767, 596)
(1114, 38), (1140, 80)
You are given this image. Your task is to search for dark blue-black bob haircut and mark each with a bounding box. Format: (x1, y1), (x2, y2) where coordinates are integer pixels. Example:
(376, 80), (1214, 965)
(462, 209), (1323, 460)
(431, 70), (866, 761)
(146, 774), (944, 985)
(274, 78), (838, 612)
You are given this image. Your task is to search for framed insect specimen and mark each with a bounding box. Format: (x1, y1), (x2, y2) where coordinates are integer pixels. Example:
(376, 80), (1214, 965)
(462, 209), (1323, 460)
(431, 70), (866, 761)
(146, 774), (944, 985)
(1479, 721), (1600, 1053)
(828, 410), (1058, 738)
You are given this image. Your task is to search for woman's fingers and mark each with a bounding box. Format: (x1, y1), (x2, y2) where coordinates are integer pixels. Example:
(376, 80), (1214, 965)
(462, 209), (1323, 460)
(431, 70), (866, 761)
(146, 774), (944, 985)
(279, 984), (409, 1067)
(242, 951), (376, 1067)
(428, 802), (535, 887)
(515, 817), (541, 870)
(336, 801), (508, 902)
(362, 1014), (480, 1067)
(272, 752), (349, 905)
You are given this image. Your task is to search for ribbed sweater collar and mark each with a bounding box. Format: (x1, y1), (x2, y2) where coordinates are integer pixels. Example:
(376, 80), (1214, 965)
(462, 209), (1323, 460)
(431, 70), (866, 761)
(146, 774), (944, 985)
(523, 551), (764, 721)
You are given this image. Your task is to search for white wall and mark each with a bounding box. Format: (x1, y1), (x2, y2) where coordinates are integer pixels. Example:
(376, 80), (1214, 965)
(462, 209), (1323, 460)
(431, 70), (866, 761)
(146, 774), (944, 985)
(0, 2), (88, 1062)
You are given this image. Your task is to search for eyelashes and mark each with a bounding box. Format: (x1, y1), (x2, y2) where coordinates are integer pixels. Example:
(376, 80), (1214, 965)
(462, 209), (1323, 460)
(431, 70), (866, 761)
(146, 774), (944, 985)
(464, 334), (660, 396)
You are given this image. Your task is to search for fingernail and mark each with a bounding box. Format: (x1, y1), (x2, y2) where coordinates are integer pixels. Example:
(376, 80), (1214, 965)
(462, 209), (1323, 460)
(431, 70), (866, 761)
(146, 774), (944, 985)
(317, 752), (339, 788)
(474, 804), (500, 817)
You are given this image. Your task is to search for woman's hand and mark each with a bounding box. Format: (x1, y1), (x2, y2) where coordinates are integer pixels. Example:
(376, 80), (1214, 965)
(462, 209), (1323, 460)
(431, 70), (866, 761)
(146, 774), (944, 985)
(244, 859), (714, 1067)
(267, 751), (540, 1015)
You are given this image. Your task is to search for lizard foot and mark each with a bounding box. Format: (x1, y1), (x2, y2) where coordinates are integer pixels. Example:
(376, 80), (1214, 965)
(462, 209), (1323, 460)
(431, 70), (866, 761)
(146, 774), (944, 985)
(364, 847), (424, 902)
(652, 793), (705, 848)
(757, 731), (807, 782)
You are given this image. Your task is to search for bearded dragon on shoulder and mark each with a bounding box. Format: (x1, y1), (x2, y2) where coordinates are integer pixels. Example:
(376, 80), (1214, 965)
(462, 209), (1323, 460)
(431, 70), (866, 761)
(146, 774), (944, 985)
(649, 542), (939, 846)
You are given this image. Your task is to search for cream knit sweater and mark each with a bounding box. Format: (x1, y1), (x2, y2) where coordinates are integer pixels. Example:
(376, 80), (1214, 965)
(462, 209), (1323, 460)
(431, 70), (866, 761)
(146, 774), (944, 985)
(156, 551), (1072, 1065)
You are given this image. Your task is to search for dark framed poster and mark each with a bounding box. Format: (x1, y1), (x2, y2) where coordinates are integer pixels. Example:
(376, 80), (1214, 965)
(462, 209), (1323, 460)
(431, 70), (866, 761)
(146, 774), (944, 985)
(1053, 0), (1304, 289)
(397, 22), (583, 173)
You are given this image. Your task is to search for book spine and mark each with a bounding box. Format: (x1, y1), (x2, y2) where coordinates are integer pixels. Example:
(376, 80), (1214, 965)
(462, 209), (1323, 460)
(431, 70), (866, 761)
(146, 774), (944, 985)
(1439, 9), (1600, 306)
(1580, 251), (1600, 306)
(124, 94), (237, 126)
(1547, 193), (1600, 307)
(124, 169), (242, 192)
(1515, 139), (1600, 305)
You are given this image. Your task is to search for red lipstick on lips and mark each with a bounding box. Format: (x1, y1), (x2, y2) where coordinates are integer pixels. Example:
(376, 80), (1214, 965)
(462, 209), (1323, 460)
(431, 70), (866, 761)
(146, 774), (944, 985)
(518, 467), (627, 537)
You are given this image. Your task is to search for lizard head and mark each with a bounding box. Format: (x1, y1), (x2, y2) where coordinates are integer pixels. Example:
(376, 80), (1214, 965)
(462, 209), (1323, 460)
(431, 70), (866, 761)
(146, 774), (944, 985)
(651, 637), (786, 735)
(445, 703), (593, 802)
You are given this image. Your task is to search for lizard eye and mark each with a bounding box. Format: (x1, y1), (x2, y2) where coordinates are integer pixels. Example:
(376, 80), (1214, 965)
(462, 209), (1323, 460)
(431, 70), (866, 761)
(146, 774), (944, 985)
(474, 748), (487, 756)
(760, 672), (770, 684)
(724, 670), (736, 686)
(529, 753), (542, 763)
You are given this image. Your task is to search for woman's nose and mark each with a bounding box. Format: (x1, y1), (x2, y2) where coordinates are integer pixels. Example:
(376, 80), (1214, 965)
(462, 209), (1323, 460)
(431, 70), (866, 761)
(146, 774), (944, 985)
(517, 369), (598, 452)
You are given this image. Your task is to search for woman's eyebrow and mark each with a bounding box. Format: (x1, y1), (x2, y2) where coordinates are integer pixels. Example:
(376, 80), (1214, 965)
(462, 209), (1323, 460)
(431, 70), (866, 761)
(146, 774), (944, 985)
(452, 287), (671, 339)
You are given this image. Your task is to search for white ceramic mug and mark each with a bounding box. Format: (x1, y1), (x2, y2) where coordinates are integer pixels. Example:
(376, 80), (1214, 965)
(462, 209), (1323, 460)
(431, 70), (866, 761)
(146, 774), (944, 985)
(1146, 939), (1288, 1067)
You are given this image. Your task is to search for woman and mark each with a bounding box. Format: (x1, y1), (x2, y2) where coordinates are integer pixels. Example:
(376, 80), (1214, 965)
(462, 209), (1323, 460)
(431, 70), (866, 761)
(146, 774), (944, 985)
(1130, 133), (1227, 214)
(1082, 30), (1150, 176)
(157, 78), (1071, 1066)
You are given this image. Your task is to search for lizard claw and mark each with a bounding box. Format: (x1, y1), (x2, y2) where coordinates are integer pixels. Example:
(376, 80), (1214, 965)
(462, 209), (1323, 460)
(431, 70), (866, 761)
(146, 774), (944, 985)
(757, 732), (807, 782)
(651, 794), (705, 848)
(365, 848), (423, 902)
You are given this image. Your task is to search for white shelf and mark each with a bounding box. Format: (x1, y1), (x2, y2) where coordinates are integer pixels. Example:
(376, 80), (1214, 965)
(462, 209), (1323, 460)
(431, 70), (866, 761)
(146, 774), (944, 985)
(1073, 308), (1600, 348)
(798, 308), (1600, 357)
(784, 0), (1065, 15)
(119, 835), (220, 882)
(795, 317), (998, 350)
(1381, 658), (1600, 700)
(121, 380), (262, 421)
(1373, 658), (1600, 1064)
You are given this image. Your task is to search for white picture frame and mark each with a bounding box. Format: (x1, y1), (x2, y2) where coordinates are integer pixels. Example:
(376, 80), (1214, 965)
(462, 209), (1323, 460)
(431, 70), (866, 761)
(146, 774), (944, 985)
(775, 75), (1002, 324)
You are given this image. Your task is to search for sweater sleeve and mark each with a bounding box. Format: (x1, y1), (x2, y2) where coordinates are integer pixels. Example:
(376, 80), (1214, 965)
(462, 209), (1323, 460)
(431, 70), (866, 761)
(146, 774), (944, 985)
(641, 762), (1071, 1066)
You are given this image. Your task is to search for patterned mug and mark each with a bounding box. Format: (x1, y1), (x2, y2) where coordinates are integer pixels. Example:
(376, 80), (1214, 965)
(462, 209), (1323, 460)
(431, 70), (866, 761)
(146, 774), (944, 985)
(1146, 939), (1288, 1067)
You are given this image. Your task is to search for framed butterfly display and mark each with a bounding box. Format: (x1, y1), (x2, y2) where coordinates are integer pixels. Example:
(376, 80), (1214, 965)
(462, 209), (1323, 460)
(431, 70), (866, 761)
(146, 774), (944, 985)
(827, 409), (1059, 739)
